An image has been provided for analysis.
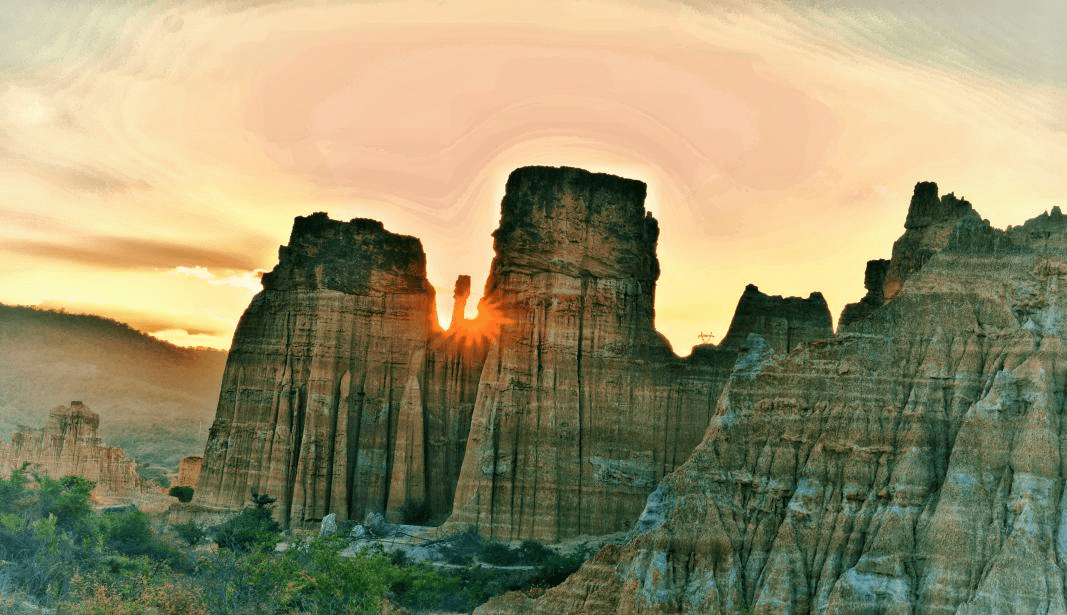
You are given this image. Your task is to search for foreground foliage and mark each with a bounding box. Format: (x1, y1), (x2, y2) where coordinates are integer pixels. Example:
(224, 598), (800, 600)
(0, 466), (589, 613)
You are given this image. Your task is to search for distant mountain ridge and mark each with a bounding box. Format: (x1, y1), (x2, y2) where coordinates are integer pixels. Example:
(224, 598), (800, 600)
(0, 303), (227, 471)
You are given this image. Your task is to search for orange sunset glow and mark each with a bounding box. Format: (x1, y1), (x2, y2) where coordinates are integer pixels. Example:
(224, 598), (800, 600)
(0, 0), (1063, 353)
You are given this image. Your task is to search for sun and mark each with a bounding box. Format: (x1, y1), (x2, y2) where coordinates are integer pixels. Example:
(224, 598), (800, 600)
(445, 298), (513, 347)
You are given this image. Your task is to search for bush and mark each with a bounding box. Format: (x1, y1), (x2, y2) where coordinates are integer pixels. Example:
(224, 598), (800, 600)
(529, 546), (591, 588)
(479, 541), (520, 566)
(0, 463), (31, 517)
(104, 510), (153, 555)
(517, 539), (554, 565)
(103, 510), (190, 570)
(169, 486), (194, 503)
(174, 521), (206, 546)
(212, 507), (281, 553)
(397, 498), (433, 525)
(399, 499), (433, 526)
(35, 474), (96, 540)
(200, 537), (390, 614)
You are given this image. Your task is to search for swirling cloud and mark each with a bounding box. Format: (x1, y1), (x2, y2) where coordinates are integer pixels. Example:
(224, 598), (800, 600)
(0, 0), (1063, 351)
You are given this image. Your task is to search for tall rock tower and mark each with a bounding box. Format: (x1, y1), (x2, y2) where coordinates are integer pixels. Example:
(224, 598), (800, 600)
(196, 214), (437, 525)
(449, 167), (717, 540)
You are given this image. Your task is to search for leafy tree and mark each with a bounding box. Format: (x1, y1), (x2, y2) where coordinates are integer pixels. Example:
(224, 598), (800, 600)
(34, 474), (96, 541)
(103, 510), (153, 555)
(0, 462), (31, 516)
(201, 537), (391, 614)
(250, 490), (276, 509)
(169, 485), (194, 502)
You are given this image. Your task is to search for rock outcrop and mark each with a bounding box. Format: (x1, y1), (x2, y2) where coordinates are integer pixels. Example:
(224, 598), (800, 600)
(476, 183), (1067, 615)
(718, 284), (832, 355)
(197, 166), (832, 537)
(0, 402), (143, 499)
(197, 214), (439, 524)
(448, 168), (834, 540)
(174, 455), (202, 489)
(882, 181), (983, 301)
(448, 167), (713, 540)
(837, 258), (890, 329)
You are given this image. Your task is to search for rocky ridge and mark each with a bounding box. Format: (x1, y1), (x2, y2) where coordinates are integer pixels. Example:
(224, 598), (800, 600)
(477, 184), (1067, 614)
(195, 166), (832, 540)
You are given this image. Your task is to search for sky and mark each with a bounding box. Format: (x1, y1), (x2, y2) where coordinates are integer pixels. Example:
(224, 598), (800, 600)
(0, 0), (1064, 353)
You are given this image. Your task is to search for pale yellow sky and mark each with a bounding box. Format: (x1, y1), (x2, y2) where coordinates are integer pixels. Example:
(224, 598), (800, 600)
(0, 0), (1064, 352)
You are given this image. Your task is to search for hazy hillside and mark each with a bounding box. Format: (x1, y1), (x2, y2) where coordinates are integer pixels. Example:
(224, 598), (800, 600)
(0, 304), (227, 471)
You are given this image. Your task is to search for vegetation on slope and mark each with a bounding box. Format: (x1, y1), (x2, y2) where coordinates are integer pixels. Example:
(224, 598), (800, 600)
(0, 466), (590, 614)
(0, 304), (227, 468)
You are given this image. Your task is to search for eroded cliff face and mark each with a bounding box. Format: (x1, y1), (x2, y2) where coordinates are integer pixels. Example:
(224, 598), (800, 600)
(0, 402), (143, 499)
(478, 183), (1067, 615)
(196, 214), (439, 524)
(719, 284), (832, 355)
(195, 166), (831, 539)
(447, 167), (831, 541)
(174, 455), (202, 489)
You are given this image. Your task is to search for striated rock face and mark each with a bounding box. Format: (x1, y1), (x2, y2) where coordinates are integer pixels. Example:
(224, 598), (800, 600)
(882, 182), (983, 301)
(447, 167), (738, 540)
(837, 259), (890, 329)
(718, 284), (832, 355)
(174, 455), (203, 489)
(477, 184), (1067, 615)
(196, 166), (835, 539)
(0, 402), (142, 498)
(196, 214), (439, 524)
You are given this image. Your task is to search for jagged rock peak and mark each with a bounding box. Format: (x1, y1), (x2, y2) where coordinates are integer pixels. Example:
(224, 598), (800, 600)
(260, 212), (431, 295)
(47, 401), (100, 442)
(904, 181), (979, 229)
(838, 258), (891, 329)
(488, 166), (659, 285)
(718, 284), (833, 355)
(448, 275), (472, 331)
(1006, 205), (1067, 250)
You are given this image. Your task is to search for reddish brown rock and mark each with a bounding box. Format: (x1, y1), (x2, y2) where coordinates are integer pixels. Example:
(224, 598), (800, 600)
(195, 214), (438, 525)
(174, 455), (203, 489)
(0, 402), (143, 499)
(196, 166), (832, 540)
(447, 167), (740, 541)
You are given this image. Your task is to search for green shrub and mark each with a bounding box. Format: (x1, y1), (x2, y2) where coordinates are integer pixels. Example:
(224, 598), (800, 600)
(479, 541), (520, 566)
(174, 521), (206, 546)
(104, 510), (153, 556)
(389, 562), (463, 611)
(34, 474), (96, 540)
(517, 539), (554, 565)
(201, 537), (390, 614)
(212, 506), (281, 553)
(103, 510), (190, 571)
(397, 498), (433, 525)
(0, 463), (31, 517)
(168, 486), (194, 503)
(529, 546), (591, 587)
